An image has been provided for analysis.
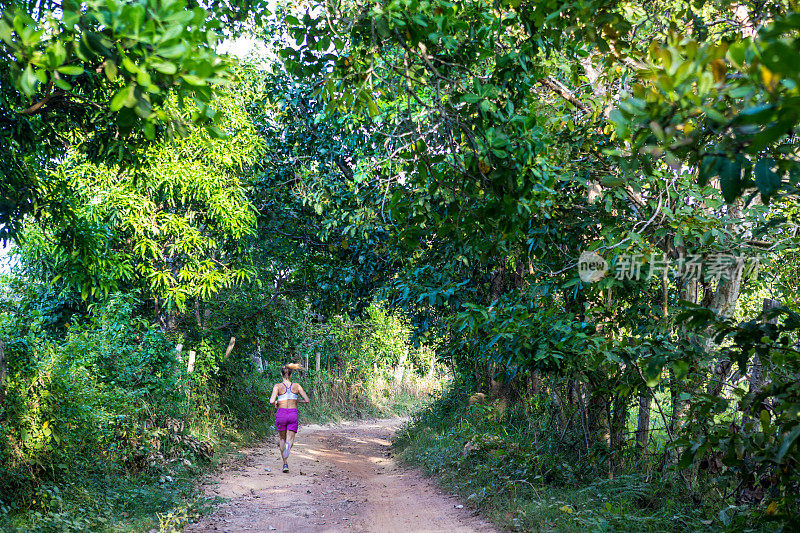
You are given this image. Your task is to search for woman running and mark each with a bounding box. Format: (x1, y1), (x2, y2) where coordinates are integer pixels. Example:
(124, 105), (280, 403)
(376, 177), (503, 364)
(269, 363), (310, 473)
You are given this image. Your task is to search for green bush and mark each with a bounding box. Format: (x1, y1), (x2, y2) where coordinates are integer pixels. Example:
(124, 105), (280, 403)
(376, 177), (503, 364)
(0, 293), (221, 531)
(0, 289), (437, 530)
(395, 378), (716, 532)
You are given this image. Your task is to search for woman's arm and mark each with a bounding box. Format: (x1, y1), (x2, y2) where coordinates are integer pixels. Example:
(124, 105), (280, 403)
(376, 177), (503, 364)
(269, 384), (278, 407)
(297, 384), (310, 404)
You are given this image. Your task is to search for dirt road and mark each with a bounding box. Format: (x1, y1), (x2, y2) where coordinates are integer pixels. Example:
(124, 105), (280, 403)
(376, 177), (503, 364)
(184, 418), (497, 533)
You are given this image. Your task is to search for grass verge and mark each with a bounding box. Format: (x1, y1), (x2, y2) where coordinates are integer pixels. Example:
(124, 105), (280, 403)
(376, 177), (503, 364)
(0, 373), (436, 532)
(0, 426), (257, 533)
(392, 385), (746, 532)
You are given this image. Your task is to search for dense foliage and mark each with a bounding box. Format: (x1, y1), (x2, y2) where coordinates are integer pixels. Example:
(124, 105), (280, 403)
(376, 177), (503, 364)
(1, 0), (800, 530)
(280, 0), (800, 528)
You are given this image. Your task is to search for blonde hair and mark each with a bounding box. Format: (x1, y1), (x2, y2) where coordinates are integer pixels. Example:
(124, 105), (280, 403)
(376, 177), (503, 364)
(281, 363), (303, 378)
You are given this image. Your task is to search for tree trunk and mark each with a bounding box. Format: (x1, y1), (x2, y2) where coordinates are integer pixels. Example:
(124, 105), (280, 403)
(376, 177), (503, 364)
(746, 298), (781, 418)
(0, 341), (6, 411)
(251, 353), (264, 372)
(610, 393), (628, 471)
(489, 264), (506, 302)
(587, 383), (610, 446)
(509, 258), (525, 289)
(203, 306), (211, 332)
(550, 383), (568, 432)
(156, 297), (177, 332)
(636, 392), (652, 457)
(523, 371), (541, 427)
(706, 254), (747, 396)
(671, 270), (699, 435)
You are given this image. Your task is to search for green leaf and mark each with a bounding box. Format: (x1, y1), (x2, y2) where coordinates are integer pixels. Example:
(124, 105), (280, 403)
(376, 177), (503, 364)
(104, 60), (118, 81)
(727, 40), (747, 67)
(776, 424), (800, 464)
(56, 65), (83, 75)
(134, 94), (152, 118)
(110, 85), (134, 111)
(760, 41), (800, 76)
(754, 158), (781, 199)
(20, 65), (38, 96)
(0, 21), (12, 44)
(129, 3), (146, 33)
(672, 360), (690, 379)
(153, 61), (177, 75)
(159, 43), (187, 59)
(207, 125), (227, 139)
(181, 74), (206, 86)
(678, 447), (696, 469)
(367, 99), (379, 117)
(735, 104), (775, 125)
(759, 409), (771, 433)
(718, 157), (742, 203)
(699, 155), (720, 186)
(54, 78), (72, 91)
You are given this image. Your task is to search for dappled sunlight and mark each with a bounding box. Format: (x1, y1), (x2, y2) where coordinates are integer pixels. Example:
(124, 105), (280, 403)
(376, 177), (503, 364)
(2, 0), (798, 531)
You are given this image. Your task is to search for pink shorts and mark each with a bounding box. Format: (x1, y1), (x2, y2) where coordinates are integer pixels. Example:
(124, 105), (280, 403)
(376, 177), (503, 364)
(276, 408), (299, 432)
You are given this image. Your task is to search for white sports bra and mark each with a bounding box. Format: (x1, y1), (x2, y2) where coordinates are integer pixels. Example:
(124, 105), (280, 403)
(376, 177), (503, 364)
(277, 381), (299, 401)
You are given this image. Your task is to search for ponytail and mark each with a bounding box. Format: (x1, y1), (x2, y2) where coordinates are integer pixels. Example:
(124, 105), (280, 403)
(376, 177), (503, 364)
(281, 363), (303, 378)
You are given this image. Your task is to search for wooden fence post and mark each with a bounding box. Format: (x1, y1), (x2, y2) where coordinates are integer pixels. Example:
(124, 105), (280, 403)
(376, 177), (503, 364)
(251, 345), (264, 373)
(175, 343), (183, 364)
(251, 354), (264, 373)
(224, 337), (236, 359)
(315, 352), (321, 373)
(187, 350), (196, 373)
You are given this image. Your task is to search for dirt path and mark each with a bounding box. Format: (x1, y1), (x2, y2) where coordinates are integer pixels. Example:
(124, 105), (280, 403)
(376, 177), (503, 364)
(184, 418), (497, 533)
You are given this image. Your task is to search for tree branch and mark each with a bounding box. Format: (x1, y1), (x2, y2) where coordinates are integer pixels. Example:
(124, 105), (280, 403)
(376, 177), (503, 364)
(20, 81), (60, 115)
(539, 76), (591, 113)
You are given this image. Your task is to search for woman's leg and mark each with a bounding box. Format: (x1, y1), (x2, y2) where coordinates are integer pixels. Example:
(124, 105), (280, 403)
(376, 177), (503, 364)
(284, 430), (297, 460)
(278, 430), (287, 461)
(284, 409), (299, 461)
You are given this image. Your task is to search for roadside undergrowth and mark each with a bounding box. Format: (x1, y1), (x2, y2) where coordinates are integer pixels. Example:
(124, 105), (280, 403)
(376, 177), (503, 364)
(393, 378), (753, 533)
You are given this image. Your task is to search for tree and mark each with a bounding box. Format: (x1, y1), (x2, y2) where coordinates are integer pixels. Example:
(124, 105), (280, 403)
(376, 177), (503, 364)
(14, 65), (265, 327)
(275, 0), (800, 520)
(0, 0), (270, 240)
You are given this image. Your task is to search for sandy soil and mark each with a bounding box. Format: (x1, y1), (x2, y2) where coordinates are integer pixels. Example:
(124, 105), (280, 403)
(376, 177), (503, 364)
(184, 418), (497, 533)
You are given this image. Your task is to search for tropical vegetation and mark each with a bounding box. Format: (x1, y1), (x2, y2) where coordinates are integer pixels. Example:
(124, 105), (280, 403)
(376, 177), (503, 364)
(1, 0), (799, 530)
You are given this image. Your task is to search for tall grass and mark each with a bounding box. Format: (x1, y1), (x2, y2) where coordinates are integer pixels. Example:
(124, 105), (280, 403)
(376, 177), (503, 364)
(393, 377), (721, 533)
